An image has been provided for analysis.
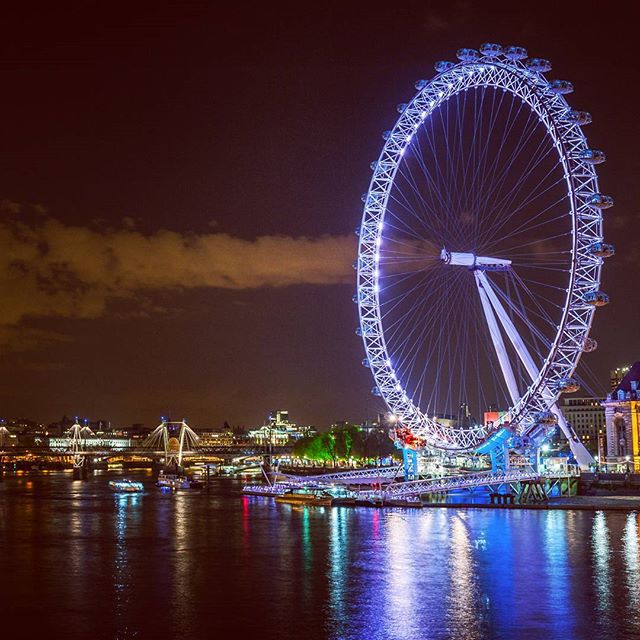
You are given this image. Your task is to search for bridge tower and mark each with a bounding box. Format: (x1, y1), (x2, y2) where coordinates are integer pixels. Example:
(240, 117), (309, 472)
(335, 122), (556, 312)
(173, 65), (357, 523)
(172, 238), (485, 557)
(145, 419), (199, 469)
(0, 422), (10, 448)
(0, 423), (8, 482)
(68, 418), (95, 480)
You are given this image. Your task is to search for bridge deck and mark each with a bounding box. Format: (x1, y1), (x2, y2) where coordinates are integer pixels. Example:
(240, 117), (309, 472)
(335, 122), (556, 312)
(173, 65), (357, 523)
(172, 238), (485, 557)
(276, 465), (402, 486)
(367, 468), (578, 499)
(377, 468), (539, 498)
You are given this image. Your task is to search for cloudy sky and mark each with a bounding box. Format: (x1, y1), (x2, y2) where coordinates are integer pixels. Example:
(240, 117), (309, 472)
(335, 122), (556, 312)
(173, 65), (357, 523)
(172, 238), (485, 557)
(1, 2), (638, 428)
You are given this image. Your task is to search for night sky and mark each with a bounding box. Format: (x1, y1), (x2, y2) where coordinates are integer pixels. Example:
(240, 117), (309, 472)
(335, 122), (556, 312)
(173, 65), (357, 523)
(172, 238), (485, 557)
(1, 2), (638, 429)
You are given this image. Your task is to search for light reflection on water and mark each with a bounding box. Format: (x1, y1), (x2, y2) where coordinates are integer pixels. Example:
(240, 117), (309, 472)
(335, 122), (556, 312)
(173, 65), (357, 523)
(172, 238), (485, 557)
(449, 514), (483, 640)
(623, 512), (640, 635)
(542, 511), (573, 637)
(328, 507), (348, 638)
(114, 493), (140, 639)
(387, 513), (416, 633)
(2, 473), (640, 640)
(592, 510), (612, 623)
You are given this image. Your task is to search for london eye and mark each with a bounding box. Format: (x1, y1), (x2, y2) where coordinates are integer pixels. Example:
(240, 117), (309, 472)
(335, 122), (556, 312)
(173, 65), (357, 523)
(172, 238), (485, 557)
(355, 44), (614, 469)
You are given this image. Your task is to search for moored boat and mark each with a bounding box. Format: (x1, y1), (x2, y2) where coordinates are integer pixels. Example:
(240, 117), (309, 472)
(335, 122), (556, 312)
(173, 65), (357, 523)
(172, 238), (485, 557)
(156, 472), (202, 491)
(275, 488), (333, 506)
(354, 493), (383, 507)
(242, 483), (289, 497)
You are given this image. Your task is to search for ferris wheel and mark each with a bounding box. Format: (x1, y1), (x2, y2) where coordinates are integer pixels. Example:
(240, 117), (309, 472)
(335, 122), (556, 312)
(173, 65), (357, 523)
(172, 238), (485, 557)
(355, 44), (614, 465)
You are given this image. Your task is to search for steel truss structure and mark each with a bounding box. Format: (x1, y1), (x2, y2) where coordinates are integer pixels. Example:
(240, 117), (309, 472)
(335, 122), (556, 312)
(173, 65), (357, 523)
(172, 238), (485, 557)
(356, 44), (612, 459)
(277, 465), (402, 486)
(376, 466), (579, 499)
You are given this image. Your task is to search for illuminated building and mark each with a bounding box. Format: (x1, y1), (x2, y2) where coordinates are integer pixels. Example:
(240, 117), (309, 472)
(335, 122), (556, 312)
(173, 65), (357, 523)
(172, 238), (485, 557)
(196, 431), (235, 447)
(271, 410), (289, 425)
(48, 435), (132, 451)
(610, 365), (631, 390)
(603, 361), (640, 471)
(561, 397), (605, 455)
(248, 410), (315, 445)
(483, 409), (508, 427)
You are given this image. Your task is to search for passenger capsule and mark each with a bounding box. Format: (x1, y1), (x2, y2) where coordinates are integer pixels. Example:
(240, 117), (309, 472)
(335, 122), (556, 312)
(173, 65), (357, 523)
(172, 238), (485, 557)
(361, 192), (368, 203)
(456, 48), (480, 62)
(362, 358), (370, 368)
(370, 161), (377, 171)
(526, 58), (552, 72)
(582, 337), (598, 353)
(504, 45), (528, 60)
(583, 291), (610, 307)
(480, 42), (503, 57)
(549, 79), (574, 94)
(588, 241), (615, 258)
(352, 293), (359, 304)
(352, 260), (358, 270)
(415, 79), (428, 90)
(371, 386), (382, 397)
(557, 378), (581, 393)
(579, 149), (606, 164)
(355, 327), (363, 336)
(567, 110), (592, 125)
(535, 411), (558, 426)
(434, 60), (455, 73)
(354, 227), (360, 237)
(397, 103), (408, 114)
(382, 130), (392, 141)
(589, 194), (614, 209)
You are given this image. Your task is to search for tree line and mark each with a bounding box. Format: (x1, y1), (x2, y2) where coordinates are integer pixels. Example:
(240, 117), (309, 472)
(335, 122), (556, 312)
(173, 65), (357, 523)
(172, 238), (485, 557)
(291, 424), (398, 465)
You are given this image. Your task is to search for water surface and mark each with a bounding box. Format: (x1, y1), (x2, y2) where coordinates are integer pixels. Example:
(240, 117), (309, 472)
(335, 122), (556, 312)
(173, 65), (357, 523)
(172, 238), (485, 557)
(1, 471), (639, 639)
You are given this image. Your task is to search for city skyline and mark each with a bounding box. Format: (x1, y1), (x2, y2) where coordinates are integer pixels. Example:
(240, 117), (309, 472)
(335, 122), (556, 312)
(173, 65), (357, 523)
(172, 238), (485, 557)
(1, 3), (638, 429)
(2, 361), (632, 432)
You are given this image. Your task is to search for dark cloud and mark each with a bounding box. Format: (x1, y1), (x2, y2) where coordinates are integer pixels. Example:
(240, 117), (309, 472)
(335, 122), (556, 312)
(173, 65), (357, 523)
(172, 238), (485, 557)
(1, 214), (355, 344)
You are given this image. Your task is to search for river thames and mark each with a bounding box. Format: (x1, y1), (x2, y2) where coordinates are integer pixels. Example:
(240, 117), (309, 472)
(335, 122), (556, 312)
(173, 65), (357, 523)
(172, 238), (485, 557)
(1, 471), (639, 639)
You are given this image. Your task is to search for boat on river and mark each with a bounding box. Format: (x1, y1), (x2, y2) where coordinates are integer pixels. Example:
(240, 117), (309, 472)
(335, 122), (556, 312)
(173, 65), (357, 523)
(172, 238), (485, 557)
(156, 472), (203, 491)
(242, 483), (290, 497)
(275, 488), (333, 506)
(109, 479), (144, 493)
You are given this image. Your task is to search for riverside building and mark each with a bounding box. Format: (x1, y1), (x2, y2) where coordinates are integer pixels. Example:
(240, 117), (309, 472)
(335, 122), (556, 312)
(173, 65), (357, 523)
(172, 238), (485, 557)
(604, 361), (640, 471)
(561, 397), (605, 456)
(248, 410), (315, 445)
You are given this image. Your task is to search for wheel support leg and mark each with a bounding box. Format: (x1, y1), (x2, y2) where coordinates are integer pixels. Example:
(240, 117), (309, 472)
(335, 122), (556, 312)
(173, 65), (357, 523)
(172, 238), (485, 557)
(402, 448), (418, 481)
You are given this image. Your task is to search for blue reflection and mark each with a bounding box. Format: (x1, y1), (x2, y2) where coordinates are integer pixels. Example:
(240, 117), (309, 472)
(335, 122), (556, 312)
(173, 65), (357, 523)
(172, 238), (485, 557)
(480, 511), (516, 633)
(543, 511), (575, 637)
